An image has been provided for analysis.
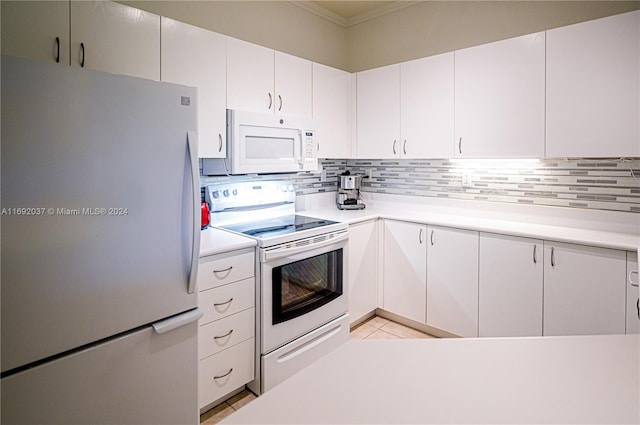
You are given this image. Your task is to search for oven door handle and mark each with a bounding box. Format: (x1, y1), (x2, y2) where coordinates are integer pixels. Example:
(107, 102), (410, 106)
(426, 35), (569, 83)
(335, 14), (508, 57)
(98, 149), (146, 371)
(261, 231), (348, 262)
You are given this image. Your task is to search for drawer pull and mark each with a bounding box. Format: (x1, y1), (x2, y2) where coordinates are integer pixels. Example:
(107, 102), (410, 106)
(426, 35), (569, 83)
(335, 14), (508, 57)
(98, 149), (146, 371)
(214, 368), (233, 380)
(214, 329), (234, 340)
(213, 266), (233, 276)
(213, 298), (234, 307)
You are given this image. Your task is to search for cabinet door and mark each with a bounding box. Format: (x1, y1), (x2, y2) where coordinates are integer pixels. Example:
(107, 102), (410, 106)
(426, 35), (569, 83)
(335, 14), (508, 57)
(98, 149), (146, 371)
(546, 11), (640, 157)
(427, 226), (479, 337)
(275, 51), (312, 117)
(626, 251), (639, 334)
(454, 33), (545, 158)
(400, 53), (454, 158)
(348, 220), (377, 324)
(478, 233), (543, 337)
(544, 242), (626, 336)
(70, 1), (160, 80)
(161, 18), (226, 158)
(226, 37), (274, 113)
(382, 220), (426, 323)
(312, 62), (350, 158)
(1, 0), (70, 65)
(356, 64), (400, 158)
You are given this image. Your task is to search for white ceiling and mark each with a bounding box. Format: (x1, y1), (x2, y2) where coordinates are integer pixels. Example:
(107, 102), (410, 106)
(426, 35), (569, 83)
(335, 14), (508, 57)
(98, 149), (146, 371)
(294, 1), (419, 27)
(310, 1), (395, 19)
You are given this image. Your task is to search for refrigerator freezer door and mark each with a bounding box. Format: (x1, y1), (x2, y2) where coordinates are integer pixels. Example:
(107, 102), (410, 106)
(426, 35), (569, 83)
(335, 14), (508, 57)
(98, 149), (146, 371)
(1, 56), (199, 372)
(1, 319), (199, 425)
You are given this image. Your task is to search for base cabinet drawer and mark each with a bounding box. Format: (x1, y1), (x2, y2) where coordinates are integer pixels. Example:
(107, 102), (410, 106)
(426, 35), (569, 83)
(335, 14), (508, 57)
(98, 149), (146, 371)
(199, 278), (255, 325)
(198, 249), (254, 291)
(199, 338), (254, 409)
(199, 308), (255, 359)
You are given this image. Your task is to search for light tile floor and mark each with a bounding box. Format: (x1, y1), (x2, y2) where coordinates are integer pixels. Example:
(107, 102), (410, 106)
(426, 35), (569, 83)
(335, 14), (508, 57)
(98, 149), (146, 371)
(199, 316), (436, 424)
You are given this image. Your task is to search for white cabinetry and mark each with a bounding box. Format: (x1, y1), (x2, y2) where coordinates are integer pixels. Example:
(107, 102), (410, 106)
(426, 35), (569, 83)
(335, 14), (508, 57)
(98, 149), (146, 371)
(400, 53), (455, 158)
(543, 242), (626, 336)
(478, 233), (543, 337)
(70, 1), (160, 80)
(227, 38), (311, 117)
(356, 64), (400, 158)
(161, 18), (226, 159)
(382, 220), (427, 324)
(197, 248), (255, 411)
(626, 251), (639, 334)
(454, 33), (545, 158)
(312, 62), (351, 158)
(1, 0), (70, 65)
(546, 11), (640, 157)
(348, 220), (377, 325)
(426, 226), (479, 337)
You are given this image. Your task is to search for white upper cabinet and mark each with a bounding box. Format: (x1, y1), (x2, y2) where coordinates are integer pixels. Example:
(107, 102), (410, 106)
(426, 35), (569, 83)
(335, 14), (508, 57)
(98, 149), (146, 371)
(312, 62), (350, 158)
(227, 37), (311, 117)
(1, 0), (70, 65)
(70, 1), (160, 80)
(356, 64), (401, 158)
(161, 18), (226, 158)
(400, 53), (455, 159)
(454, 33), (545, 158)
(546, 11), (640, 158)
(275, 51), (312, 117)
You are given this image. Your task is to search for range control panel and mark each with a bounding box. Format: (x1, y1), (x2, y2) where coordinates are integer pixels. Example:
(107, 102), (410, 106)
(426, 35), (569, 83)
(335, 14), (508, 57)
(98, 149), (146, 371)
(205, 181), (295, 213)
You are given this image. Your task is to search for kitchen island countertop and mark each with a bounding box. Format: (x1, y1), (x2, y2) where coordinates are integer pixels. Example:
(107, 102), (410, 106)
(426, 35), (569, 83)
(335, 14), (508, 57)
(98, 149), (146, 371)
(221, 334), (639, 424)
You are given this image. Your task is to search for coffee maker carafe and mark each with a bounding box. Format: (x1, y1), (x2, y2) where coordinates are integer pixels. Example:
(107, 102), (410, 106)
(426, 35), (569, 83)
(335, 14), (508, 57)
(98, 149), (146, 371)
(337, 171), (365, 210)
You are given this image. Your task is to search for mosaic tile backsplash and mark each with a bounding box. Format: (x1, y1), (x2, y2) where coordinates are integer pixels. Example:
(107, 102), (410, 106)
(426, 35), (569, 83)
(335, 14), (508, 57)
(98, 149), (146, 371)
(200, 158), (640, 213)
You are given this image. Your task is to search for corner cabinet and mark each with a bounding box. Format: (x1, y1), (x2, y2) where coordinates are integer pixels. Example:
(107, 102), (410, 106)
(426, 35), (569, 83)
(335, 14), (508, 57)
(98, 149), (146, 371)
(312, 62), (351, 158)
(197, 248), (255, 412)
(478, 233), (543, 337)
(426, 226), (479, 337)
(546, 10), (640, 157)
(543, 242), (626, 336)
(454, 32), (545, 158)
(348, 220), (378, 325)
(227, 37), (312, 117)
(382, 220), (427, 324)
(161, 18), (226, 158)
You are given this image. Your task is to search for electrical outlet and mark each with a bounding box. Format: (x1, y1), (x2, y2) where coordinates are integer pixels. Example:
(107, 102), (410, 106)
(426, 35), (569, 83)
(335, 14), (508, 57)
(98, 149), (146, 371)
(320, 169), (327, 182)
(461, 171), (473, 187)
(366, 168), (374, 178)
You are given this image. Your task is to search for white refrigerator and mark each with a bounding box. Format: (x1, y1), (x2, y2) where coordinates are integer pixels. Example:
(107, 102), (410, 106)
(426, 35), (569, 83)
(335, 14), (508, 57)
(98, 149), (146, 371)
(1, 55), (202, 424)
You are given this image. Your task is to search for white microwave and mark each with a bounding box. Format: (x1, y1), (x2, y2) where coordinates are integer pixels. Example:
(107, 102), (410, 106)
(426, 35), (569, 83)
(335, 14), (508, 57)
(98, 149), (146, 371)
(202, 110), (318, 175)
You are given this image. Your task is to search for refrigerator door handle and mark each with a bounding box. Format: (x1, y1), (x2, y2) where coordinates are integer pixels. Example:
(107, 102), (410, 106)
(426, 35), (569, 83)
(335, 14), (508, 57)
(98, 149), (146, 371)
(152, 308), (203, 334)
(187, 131), (200, 294)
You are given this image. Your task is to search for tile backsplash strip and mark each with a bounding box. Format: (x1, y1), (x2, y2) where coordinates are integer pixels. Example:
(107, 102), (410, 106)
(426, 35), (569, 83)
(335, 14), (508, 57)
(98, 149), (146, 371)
(201, 158), (640, 213)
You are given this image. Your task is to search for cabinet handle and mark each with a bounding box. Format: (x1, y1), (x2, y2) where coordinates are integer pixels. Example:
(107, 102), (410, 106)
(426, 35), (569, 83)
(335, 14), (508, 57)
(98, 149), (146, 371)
(278, 94), (283, 111)
(629, 270), (639, 287)
(430, 230), (434, 246)
(458, 137), (462, 154)
(268, 92), (273, 110)
(550, 247), (555, 267)
(214, 329), (234, 340)
(54, 36), (60, 63)
(213, 297), (234, 307)
(213, 368), (233, 380)
(403, 140), (407, 155)
(533, 245), (537, 264)
(419, 228), (423, 244)
(392, 140), (397, 155)
(636, 298), (639, 320)
(80, 42), (85, 68)
(218, 134), (223, 152)
(213, 266), (233, 275)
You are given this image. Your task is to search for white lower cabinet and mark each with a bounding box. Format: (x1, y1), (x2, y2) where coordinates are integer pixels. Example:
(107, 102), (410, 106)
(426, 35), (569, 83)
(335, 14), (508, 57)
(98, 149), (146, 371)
(543, 242), (626, 336)
(626, 251), (639, 334)
(478, 233), (543, 337)
(348, 220), (378, 325)
(382, 220), (427, 324)
(426, 226), (479, 337)
(198, 249), (255, 411)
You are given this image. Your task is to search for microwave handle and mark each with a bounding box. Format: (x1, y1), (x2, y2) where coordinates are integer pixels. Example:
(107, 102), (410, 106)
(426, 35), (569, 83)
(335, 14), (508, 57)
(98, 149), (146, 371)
(297, 129), (304, 170)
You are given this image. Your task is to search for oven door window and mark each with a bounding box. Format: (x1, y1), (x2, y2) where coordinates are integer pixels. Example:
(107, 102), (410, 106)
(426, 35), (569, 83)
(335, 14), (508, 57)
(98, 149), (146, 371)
(272, 249), (343, 325)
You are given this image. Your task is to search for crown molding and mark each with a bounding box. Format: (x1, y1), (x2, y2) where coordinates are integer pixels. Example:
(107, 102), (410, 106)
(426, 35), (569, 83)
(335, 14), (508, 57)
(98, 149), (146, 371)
(290, 1), (422, 28)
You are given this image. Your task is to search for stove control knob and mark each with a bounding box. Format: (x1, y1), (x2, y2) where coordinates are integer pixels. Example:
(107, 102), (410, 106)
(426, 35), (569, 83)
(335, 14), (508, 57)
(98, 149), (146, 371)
(223, 190), (229, 197)
(212, 190), (220, 199)
(232, 189), (238, 196)
(280, 185), (287, 192)
(288, 185), (294, 192)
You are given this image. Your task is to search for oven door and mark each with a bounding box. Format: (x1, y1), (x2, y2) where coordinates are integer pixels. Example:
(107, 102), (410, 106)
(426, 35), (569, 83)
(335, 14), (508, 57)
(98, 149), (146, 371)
(260, 230), (348, 354)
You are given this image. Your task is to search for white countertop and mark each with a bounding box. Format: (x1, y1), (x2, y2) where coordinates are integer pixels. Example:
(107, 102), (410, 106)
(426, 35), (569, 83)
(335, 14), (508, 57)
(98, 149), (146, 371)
(302, 205), (640, 252)
(221, 334), (640, 424)
(199, 227), (256, 257)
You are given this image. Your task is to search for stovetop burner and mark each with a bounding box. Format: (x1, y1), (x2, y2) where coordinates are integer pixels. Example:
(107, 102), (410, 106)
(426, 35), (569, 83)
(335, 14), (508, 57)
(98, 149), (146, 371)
(219, 215), (338, 240)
